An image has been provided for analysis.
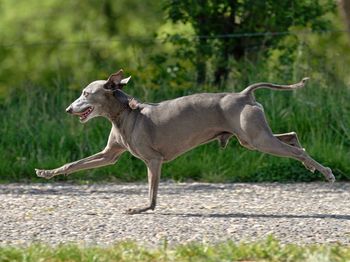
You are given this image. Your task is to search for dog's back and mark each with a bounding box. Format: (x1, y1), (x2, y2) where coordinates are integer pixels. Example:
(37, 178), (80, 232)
(134, 92), (252, 161)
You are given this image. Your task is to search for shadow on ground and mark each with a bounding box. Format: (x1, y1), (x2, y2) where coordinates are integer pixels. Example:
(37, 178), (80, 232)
(158, 212), (350, 220)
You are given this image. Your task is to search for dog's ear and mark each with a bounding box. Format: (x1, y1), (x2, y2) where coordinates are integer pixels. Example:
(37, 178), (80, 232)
(104, 69), (131, 90)
(104, 69), (124, 90)
(119, 76), (131, 88)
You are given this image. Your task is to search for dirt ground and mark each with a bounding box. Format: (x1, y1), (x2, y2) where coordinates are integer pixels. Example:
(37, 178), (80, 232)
(0, 182), (349, 246)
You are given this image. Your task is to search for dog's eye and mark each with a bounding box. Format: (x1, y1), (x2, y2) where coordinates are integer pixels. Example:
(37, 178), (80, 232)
(83, 91), (89, 97)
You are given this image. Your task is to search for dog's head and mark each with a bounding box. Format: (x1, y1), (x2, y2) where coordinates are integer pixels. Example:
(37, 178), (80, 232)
(66, 69), (133, 123)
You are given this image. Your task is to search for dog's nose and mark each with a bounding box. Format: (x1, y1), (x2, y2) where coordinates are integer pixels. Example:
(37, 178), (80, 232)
(66, 105), (73, 114)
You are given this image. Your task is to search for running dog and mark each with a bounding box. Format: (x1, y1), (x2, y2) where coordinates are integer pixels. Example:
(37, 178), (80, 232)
(35, 69), (335, 214)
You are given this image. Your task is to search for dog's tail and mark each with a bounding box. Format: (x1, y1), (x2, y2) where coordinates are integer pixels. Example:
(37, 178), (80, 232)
(241, 77), (309, 95)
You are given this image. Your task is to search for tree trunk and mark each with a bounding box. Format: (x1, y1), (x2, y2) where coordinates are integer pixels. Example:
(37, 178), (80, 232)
(103, 0), (118, 36)
(214, 43), (230, 87)
(196, 59), (207, 85)
(340, 0), (350, 33)
(213, 0), (237, 87)
(194, 0), (209, 85)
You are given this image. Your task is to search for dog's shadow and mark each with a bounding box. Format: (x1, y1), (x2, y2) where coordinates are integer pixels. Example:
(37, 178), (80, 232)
(0, 183), (232, 196)
(158, 212), (350, 220)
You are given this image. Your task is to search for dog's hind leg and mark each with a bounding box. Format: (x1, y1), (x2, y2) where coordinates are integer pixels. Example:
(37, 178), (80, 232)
(274, 132), (315, 172)
(275, 132), (303, 148)
(256, 136), (334, 182)
(240, 105), (334, 182)
(236, 137), (256, 150)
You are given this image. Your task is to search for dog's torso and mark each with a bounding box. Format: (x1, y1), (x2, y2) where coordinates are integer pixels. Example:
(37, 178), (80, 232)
(111, 92), (258, 162)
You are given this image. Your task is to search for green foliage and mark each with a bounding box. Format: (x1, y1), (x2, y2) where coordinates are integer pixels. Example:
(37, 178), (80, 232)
(1, 237), (350, 261)
(0, 65), (349, 183)
(0, 0), (163, 94)
(164, 0), (336, 86)
(0, 0), (349, 183)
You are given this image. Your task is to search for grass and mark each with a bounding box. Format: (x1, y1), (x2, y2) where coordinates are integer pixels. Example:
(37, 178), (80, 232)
(0, 73), (349, 183)
(0, 237), (350, 262)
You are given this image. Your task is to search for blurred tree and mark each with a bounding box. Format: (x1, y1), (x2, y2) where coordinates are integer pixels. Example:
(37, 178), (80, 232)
(0, 0), (163, 94)
(164, 0), (336, 87)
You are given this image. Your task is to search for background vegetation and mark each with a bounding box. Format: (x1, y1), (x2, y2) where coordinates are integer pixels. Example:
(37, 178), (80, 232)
(0, 0), (349, 183)
(1, 237), (350, 262)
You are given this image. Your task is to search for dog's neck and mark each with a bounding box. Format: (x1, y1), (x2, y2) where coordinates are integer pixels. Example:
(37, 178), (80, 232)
(109, 106), (130, 123)
(100, 93), (134, 127)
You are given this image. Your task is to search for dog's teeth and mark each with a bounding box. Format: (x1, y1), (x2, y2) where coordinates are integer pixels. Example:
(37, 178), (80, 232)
(78, 107), (93, 121)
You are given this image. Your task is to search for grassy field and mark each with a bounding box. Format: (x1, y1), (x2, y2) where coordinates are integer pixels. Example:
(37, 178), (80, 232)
(0, 73), (349, 183)
(0, 237), (349, 262)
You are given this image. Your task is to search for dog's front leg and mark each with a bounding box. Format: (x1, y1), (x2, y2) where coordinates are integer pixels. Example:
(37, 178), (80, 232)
(126, 158), (163, 214)
(35, 147), (125, 179)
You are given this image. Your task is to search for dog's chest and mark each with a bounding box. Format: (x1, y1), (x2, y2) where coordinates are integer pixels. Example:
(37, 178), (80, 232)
(112, 131), (146, 160)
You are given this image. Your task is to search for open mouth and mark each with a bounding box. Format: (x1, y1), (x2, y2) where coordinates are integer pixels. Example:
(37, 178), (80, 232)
(76, 107), (94, 121)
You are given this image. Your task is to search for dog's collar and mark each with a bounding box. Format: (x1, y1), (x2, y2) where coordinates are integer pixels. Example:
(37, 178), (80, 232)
(109, 90), (132, 121)
(110, 105), (130, 123)
(112, 90), (140, 110)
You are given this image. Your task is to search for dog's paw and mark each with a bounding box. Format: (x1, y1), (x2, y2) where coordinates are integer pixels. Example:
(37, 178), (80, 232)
(124, 208), (140, 215)
(124, 206), (153, 215)
(35, 169), (55, 179)
(324, 167), (335, 183)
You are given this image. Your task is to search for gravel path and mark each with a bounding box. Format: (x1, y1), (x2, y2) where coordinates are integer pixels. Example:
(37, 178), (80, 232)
(0, 182), (349, 246)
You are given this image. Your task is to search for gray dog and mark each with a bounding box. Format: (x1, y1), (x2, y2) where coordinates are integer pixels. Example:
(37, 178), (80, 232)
(35, 69), (335, 214)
